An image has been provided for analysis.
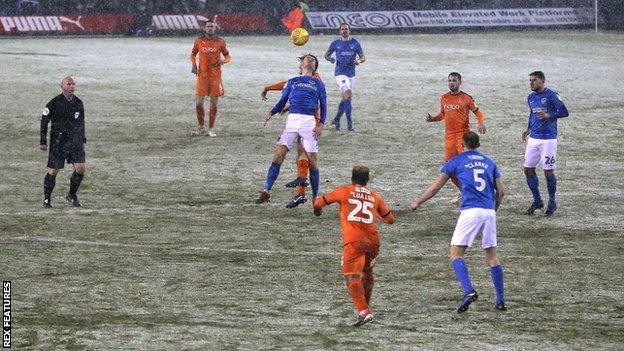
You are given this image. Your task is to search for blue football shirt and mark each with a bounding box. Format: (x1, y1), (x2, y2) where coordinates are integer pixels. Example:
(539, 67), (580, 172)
(327, 38), (363, 77)
(527, 88), (569, 140)
(271, 75), (327, 124)
(441, 150), (500, 210)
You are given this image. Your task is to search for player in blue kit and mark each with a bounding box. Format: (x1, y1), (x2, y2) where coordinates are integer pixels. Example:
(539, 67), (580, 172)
(256, 54), (327, 208)
(324, 23), (365, 131)
(522, 71), (569, 217)
(411, 132), (507, 313)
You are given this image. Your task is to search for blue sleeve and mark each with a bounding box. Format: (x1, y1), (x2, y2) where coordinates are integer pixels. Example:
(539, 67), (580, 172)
(318, 81), (327, 124)
(326, 41), (336, 58)
(270, 80), (291, 115)
(441, 158), (455, 177)
(527, 95), (532, 129)
(550, 92), (569, 119)
(356, 40), (363, 56)
(493, 163), (501, 180)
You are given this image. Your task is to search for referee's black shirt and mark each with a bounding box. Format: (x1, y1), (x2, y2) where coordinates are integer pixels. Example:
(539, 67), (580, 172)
(40, 94), (86, 146)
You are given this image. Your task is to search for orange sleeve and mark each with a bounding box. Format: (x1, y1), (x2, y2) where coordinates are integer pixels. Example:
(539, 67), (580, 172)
(221, 41), (231, 63)
(265, 81), (287, 92)
(469, 97), (485, 124)
(190, 40), (199, 65)
(432, 97), (445, 121)
(376, 196), (395, 224)
(313, 187), (343, 208)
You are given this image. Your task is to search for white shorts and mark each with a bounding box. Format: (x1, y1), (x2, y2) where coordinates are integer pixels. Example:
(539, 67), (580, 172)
(335, 75), (356, 93)
(524, 137), (558, 170)
(278, 113), (318, 153)
(451, 208), (497, 248)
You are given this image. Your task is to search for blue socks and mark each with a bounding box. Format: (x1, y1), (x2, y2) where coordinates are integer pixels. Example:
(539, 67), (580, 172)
(334, 100), (345, 123)
(264, 162), (281, 191)
(344, 100), (353, 130)
(309, 167), (320, 199)
(525, 172), (542, 204)
(452, 258), (474, 295)
(545, 173), (556, 204)
(490, 264), (505, 305)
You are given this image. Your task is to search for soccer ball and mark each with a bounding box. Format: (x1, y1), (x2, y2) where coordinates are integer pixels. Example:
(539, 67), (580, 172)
(290, 27), (309, 46)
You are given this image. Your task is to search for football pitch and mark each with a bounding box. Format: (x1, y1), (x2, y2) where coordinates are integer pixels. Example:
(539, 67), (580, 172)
(1, 30), (623, 350)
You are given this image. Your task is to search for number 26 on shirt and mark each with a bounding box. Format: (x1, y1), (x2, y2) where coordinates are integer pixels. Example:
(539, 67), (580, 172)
(347, 199), (374, 224)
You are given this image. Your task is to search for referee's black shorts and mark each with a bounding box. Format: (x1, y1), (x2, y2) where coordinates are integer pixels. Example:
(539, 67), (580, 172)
(47, 142), (85, 169)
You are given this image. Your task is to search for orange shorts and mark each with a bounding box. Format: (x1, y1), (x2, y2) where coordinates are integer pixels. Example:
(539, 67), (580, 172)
(196, 76), (224, 97)
(444, 131), (468, 161)
(341, 241), (379, 276)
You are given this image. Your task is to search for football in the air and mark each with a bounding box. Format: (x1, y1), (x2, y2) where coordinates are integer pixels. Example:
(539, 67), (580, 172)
(290, 27), (309, 46)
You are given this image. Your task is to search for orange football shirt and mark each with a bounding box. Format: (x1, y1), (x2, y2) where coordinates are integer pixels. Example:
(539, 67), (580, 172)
(314, 184), (394, 245)
(432, 91), (485, 135)
(190, 36), (230, 78)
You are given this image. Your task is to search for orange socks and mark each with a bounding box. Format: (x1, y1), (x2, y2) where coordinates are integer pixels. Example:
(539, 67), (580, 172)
(195, 105), (205, 126)
(209, 105), (217, 129)
(347, 279), (369, 312)
(296, 159), (309, 196)
(361, 271), (374, 304)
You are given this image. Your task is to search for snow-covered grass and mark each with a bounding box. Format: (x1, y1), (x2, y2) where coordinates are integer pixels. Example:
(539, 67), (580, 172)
(1, 30), (623, 350)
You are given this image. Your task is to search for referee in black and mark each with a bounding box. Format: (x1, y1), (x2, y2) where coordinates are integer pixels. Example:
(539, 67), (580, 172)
(40, 76), (87, 207)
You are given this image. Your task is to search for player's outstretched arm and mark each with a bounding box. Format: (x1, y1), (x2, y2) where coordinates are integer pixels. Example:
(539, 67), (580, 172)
(377, 199), (395, 224)
(355, 54), (365, 65)
(494, 178), (505, 211)
(521, 128), (530, 141)
(324, 48), (335, 64)
(426, 113), (444, 122)
(477, 123), (487, 134)
(263, 112), (273, 127)
(410, 173), (449, 210)
(40, 106), (51, 150)
(190, 42), (199, 75)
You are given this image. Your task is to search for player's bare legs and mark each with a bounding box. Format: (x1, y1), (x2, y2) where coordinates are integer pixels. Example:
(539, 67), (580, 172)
(524, 166), (544, 215)
(46, 167), (60, 176)
(208, 95), (219, 136)
(485, 247), (506, 310)
(194, 95), (206, 135)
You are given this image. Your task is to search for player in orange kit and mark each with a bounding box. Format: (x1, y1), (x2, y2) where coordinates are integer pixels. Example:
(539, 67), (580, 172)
(261, 57), (323, 208)
(426, 72), (487, 203)
(313, 165), (395, 326)
(190, 20), (231, 137)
